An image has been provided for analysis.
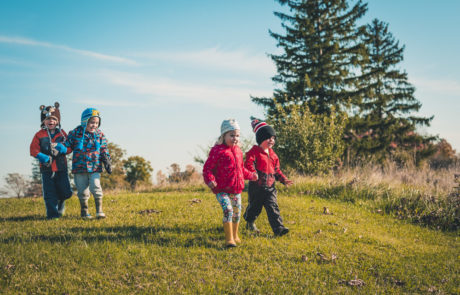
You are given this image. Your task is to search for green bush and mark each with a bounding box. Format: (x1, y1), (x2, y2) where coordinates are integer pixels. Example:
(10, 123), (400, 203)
(269, 103), (346, 174)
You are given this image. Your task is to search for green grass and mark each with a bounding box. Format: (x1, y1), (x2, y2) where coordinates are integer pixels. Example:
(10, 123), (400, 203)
(1, 190), (459, 294)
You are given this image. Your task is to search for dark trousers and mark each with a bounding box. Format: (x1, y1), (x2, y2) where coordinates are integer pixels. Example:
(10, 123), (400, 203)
(243, 182), (284, 232)
(41, 171), (72, 219)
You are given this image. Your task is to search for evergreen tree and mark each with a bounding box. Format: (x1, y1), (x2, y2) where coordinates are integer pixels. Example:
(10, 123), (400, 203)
(253, 0), (368, 116)
(348, 19), (434, 163)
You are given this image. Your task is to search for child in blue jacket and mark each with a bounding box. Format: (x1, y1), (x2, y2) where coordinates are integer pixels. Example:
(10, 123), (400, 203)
(65, 108), (111, 219)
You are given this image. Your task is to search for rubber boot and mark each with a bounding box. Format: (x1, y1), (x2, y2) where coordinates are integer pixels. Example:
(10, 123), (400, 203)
(232, 222), (241, 244)
(80, 199), (92, 219)
(95, 198), (106, 219)
(223, 222), (236, 248)
(246, 221), (260, 233)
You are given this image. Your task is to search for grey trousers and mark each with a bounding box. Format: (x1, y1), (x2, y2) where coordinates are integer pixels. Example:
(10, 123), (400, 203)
(74, 172), (103, 201)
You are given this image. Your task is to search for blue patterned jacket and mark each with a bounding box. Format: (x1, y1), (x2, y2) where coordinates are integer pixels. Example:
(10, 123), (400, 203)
(65, 125), (110, 174)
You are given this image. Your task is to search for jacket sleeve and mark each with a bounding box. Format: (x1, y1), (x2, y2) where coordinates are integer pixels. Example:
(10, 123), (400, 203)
(60, 130), (72, 154)
(244, 149), (256, 174)
(30, 133), (41, 158)
(99, 132), (111, 160)
(239, 148), (254, 180)
(202, 146), (217, 185)
(64, 129), (74, 150)
(274, 155), (288, 184)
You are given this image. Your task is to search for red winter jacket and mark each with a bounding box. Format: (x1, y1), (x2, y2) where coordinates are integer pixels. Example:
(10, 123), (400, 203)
(30, 129), (71, 172)
(203, 144), (254, 194)
(245, 145), (288, 187)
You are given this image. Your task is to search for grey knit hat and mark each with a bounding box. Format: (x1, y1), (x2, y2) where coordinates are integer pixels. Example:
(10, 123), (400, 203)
(221, 119), (240, 135)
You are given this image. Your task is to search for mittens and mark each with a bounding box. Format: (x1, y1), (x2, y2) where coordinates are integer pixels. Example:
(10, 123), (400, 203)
(55, 143), (67, 154)
(36, 152), (51, 167)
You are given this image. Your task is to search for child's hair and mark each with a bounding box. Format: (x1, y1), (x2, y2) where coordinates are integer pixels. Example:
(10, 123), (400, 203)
(216, 130), (241, 147)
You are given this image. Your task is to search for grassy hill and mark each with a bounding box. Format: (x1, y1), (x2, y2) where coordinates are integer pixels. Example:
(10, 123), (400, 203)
(0, 189), (458, 294)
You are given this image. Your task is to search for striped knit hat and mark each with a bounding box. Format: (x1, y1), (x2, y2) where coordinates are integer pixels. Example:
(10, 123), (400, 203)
(251, 117), (276, 145)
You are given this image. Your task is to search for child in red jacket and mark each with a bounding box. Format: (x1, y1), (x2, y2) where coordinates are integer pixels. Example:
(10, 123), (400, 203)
(30, 102), (72, 219)
(243, 118), (293, 236)
(203, 119), (257, 247)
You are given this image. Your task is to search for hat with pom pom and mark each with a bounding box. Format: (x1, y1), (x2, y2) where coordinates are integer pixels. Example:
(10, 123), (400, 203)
(250, 117), (276, 145)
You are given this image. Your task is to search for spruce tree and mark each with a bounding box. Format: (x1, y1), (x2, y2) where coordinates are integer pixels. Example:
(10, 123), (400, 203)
(253, 0), (368, 116)
(349, 19), (434, 163)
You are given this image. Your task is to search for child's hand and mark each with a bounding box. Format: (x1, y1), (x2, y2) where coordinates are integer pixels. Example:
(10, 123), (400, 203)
(251, 172), (258, 181)
(36, 153), (51, 167)
(207, 181), (217, 189)
(55, 143), (67, 154)
(284, 179), (294, 187)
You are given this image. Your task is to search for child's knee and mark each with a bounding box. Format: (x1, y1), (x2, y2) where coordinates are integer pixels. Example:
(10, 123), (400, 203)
(223, 207), (234, 223)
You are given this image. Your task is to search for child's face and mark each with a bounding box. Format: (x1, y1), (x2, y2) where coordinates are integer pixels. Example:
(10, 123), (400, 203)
(224, 130), (240, 147)
(86, 117), (100, 133)
(44, 117), (58, 130)
(260, 136), (275, 150)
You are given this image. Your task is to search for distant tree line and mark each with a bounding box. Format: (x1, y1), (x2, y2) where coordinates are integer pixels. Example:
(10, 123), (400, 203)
(2, 142), (202, 198)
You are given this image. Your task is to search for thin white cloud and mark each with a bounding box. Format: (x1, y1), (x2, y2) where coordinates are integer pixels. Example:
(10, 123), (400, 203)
(137, 47), (275, 75)
(97, 70), (272, 108)
(411, 76), (460, 97)
(0, 35), (137, 65)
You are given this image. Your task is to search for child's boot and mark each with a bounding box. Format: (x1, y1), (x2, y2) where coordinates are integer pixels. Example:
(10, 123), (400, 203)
(232, 222), (241, 243)
(57, 200), (65, 217)
(80, 199), (92, 219)
(223, 222), (236, 248)
(95, 198), (106, 219)
(246, 221), (260, 233)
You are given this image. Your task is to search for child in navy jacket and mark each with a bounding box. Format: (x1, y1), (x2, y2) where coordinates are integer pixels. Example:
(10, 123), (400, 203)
(30, 102), (72, 219)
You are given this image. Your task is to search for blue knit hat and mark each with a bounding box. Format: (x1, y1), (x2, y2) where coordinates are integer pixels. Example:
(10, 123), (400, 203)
(78, 108), (101, 151)
(81, 108), (101, 127)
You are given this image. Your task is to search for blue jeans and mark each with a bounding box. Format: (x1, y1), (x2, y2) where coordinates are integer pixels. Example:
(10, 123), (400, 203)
(41, 171), (72, 219)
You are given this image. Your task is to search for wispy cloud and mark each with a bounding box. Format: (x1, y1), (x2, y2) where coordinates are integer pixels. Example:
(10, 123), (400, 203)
(96, 70), (272, 108)
(0, 35), (137, 65)
(137, 47), (275, 75)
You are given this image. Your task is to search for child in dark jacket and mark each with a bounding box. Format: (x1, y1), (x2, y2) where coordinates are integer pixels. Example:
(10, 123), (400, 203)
(30, 102), (72, 219)
(65, 108), (111, 219)
(203, 119), (257, 247)
(243, 118), (293, 236)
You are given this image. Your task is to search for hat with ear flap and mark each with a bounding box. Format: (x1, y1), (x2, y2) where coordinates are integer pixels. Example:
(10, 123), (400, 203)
(77, 107), (101, 151)
(40, 102), (61, 128)
(81, 108), (101, 127)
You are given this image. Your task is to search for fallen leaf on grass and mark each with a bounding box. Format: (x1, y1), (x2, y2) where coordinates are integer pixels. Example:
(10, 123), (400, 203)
(138, 209), (162, 215)
(338, 277), (365, 287)
(190, 198), (202, 204)
(301, 255), (308, 262)
(393, 279), (405, 286)
(428, 286), (438, 293)
(376, 209), (383, 215)
(5, 264), (15, 271)
(286, 220), (296, 225)
(316, 253), (338, 263)
(323, 207), (333, 215)
(343, 228), (348, 233)
(315, 229), (322, 234)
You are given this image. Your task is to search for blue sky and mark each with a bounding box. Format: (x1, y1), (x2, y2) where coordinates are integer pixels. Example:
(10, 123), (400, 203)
(1, 0), (459, 186)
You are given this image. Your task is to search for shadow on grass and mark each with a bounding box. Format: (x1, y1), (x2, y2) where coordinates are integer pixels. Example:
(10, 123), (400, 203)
(0, 225), (226, 249)
(0, 215), (44, 222)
